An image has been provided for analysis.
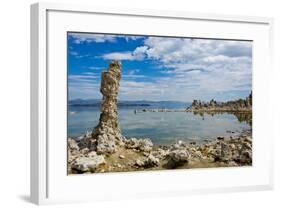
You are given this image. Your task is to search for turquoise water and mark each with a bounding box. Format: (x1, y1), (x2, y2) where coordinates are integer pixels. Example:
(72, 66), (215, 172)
(68, 106), (251, 145)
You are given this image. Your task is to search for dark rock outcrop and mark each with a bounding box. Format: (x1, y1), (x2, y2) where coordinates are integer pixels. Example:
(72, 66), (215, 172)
(187, 92), (252, 112)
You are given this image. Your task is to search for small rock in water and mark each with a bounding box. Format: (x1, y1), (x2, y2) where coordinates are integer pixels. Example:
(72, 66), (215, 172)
(177, 140), (183, 145)
(217, 136), (224, 141)
(203, 139), (211, 143)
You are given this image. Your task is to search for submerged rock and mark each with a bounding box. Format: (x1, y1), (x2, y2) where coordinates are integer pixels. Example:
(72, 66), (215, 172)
(217, 136), (224, 141)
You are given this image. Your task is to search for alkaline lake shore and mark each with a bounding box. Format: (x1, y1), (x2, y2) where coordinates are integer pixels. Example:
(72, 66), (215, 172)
(68, 61), (252, 174)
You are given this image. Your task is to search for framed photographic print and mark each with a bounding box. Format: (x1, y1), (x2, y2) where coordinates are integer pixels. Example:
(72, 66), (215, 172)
(30, 2), (274, 205)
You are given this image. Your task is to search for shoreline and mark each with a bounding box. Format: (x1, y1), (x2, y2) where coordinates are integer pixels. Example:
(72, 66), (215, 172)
(68, 129), (252, 174)
(134, 108), (252, 113)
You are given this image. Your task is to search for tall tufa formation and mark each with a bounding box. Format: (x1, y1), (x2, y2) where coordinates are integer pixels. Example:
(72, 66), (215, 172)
(90, 61), (123, 154)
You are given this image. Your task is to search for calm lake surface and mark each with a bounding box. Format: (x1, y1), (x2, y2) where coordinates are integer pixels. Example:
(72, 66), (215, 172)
(68, 105), (251, 145)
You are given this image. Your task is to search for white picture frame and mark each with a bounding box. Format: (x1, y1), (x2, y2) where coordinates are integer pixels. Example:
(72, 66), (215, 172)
(30, 2), (274, 205)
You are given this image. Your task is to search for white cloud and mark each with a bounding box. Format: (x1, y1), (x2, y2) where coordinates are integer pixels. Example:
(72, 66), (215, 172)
(123, 35), (144, 42)
(68, 74), (100, 99)
(87, 66), (104, 70)
(69, 33), (145, 44)
(122, 69), (145, 80)
(82, 72), (99, 76)
(122, 74), (146, 79)
(69, 35), (252, 101)
(69, 33), (117, 44)
(68, 75), (97, 81)
(132, 46), (148, 60)
(101, 46), (148, 61)
(144, 37), (252, 64)
(69, 51), (79, 56)
(128, 69), (140, 75)
(68, 50), (90, 59)
(101, 52), (134, 60)
(139, 37), (252, 101)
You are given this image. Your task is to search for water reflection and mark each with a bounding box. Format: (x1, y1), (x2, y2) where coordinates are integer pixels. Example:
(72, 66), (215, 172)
(192, 111), (252, 126)
(68, 106), (252, 144)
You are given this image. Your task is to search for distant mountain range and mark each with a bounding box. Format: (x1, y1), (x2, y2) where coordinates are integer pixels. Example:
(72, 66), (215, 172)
(68, 99), (191, 108)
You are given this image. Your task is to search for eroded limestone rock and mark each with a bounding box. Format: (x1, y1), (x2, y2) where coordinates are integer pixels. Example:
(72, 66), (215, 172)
(124, 138), (153, 152)
(169, 149), (190, 164)
(72, 154), (106, 172)
(134, 154), (160, 168)
(89, 61), (123, 154)
(67, 138), (80, 163)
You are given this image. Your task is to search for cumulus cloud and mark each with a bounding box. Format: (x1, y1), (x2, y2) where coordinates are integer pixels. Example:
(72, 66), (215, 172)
(124, 37), (253, 101)
(102, 46), (148, 61)
(69, 34), (252, 101)
(144, 37), (252, 63)
(101, 52), (134, 60)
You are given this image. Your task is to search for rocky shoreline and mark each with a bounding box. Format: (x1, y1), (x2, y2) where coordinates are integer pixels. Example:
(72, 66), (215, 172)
(133, 93), (252, 114)
(135, 108), (187, 113)
(68, 131), (252, 174)
(186, 93), (252, 112)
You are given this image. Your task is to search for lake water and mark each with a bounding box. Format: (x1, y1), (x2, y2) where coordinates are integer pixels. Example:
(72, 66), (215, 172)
(68, 105), (251, 145)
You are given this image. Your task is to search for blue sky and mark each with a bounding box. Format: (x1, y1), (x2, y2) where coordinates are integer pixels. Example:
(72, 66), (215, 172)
(68, 32), (252, 102)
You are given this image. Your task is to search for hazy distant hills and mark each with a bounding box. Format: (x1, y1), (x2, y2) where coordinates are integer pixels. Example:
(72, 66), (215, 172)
(68, 99), (191, 108)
